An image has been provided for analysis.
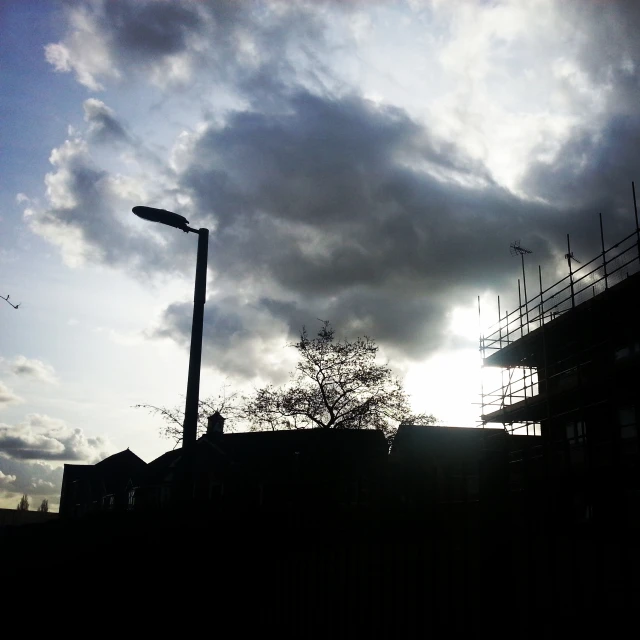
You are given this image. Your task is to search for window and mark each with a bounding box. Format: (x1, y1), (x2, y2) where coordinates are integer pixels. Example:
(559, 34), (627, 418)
(551, 449), (566, 474)
(127, 489), (136, 509)
(566, 420), (586, 443)
(438, 463), (480, 502)
(565, 421), (586, 470)
(572, 493), (593, 523)
(618, 405), (638, 456)
(615, 342), (640, 361)
(621, 425), (638, 440)
(618, 406), (636, 428)
(509, 459), (524, 491)
(615, 346), (631, 361)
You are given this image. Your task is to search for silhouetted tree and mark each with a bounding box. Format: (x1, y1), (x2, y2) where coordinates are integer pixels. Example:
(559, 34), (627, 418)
(17, 494), (29, 511)
(37, 499), (49, 513)
(245, 321), (436, 442)
(140, 322), (436, 446)
(135, 383), (242, 447)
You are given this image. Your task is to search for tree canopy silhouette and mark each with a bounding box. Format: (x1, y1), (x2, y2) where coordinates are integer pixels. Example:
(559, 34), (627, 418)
(139, 321), (435, 445)
(245, 321), (435, 441)
(17, 494), (29, 511)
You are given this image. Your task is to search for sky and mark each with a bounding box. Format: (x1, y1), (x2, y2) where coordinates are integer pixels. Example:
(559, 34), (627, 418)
(2, 0), (640, 511)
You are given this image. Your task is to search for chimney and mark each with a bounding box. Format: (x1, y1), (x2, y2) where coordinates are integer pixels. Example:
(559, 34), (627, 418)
(207, 411), (225, 437)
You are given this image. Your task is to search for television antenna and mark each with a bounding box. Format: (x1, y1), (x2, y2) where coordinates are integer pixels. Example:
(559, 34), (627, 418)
(564, 251), (581, 264)
(510, 240), (532, 257)
(510, 241), (533, 326)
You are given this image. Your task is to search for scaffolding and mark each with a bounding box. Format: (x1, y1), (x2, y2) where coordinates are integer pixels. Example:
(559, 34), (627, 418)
(479, 190), (640, 437)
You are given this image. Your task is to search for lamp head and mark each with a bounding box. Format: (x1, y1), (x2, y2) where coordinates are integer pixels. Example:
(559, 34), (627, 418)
(132, 206), (190, 232)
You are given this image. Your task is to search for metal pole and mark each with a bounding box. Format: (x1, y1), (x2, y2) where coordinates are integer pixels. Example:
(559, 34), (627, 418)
(521, 253), (530, 331)
(538, 265), (544, 325)
(633, 182), (640, 263)
(478, 295), (485, 427)
(518, 279), (524, 338)
(183, 228), (209, 451)
(599, 213), (608, 290)
(478, 295), (483, 360)
(498, 295), (502, 350)
(567, 234), (575, 309)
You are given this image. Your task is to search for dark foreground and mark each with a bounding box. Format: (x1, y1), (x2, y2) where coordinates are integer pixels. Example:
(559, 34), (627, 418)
(3, 508), (639, 638)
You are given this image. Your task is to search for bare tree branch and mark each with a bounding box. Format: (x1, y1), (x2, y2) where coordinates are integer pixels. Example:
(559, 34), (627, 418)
(135, 382), (244, 447)
(138, 325), (436, 446)
(244, 322), (436, 442)
(1, 293), (20, 309)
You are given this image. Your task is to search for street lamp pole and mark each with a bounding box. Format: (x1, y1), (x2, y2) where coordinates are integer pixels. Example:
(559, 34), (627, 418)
(132, 206), (208, 453)
(182, 227), (208, 451)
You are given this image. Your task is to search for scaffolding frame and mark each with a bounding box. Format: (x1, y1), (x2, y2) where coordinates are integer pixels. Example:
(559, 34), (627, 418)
(479, 188), (640, 436)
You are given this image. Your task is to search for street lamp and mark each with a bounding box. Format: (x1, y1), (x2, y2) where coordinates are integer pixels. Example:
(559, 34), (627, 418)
(132, 206), (209, 452)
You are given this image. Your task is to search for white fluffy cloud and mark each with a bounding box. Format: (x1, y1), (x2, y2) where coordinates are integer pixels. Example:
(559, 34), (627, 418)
(0, 469), (17, 488)
(44, 5), (120, 91)
(0, 414), (110, 462)
(9, 356), (57, 384)
(0, 381), (22, 408)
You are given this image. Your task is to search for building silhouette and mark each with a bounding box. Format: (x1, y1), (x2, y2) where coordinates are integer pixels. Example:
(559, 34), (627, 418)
(481, 226), (640, 529)
(59, 448), (146, 518)
(44, 219), (640, 631)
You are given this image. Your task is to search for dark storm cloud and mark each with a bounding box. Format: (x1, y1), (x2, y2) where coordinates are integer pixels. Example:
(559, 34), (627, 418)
(155, 297), (293, 380)
(559, 0), (640, 97)
(42, 0), (640, 380)
(522, 1), (640, 254)
(150, 89), (590, 375)
(104, 0), (204, 57)
(51, 0), (330, 95)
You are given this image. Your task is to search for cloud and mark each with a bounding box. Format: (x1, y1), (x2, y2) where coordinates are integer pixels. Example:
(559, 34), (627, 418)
(33, 0), (640, 383)
(0, 456), (64, 510)
(0, 411), (115, 509)
(9, 356), (58, 384)
(22, 130), (186, 272)
(0, 414), (110, 462)
(44, 4), (120, 91)
(24, 84), (583, 378)
(83, 98), (131, 145)
(0, 382), (22, 408)
(154, 296), (297, 382)
(518, 1), (640, 251)
(152, 89), (583, 370)
(44, 0), (330, 93)
(0, 469), (17, 489)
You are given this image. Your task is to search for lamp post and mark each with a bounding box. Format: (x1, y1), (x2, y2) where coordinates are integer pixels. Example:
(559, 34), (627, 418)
(132, 206), (209, 453)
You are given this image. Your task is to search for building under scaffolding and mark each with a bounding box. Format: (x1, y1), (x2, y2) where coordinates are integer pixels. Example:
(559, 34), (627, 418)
(480, 207), (640, 527)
